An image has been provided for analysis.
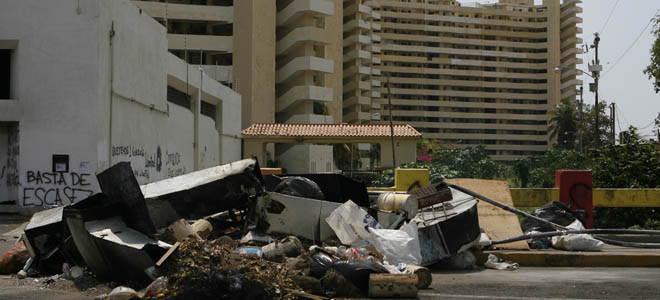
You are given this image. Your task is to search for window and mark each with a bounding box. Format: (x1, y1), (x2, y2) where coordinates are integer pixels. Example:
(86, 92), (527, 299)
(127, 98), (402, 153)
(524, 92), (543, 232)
(0, 49), (11, 99)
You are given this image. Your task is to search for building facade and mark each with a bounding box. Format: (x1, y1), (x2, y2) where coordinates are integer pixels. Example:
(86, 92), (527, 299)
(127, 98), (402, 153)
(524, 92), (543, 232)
(134, 0), (582, 164)
(370, 0), (583, 161)
(0, 0), (241, 206)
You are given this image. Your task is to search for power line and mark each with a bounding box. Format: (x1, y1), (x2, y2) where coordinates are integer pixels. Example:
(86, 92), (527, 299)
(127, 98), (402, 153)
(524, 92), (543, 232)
(603, 7), (660, 77)
(599, 0), (620, 35)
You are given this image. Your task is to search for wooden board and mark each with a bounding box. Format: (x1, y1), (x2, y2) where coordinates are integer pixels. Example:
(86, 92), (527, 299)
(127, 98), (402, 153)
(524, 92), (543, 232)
(445, 179), (529, 250)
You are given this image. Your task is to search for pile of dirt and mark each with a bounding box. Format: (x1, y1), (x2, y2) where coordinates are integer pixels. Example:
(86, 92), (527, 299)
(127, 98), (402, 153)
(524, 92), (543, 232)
(163, 239), (302, 300)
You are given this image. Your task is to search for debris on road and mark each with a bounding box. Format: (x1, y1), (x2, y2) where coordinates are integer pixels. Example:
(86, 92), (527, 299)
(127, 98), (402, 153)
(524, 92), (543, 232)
(484, 254), (519, 271)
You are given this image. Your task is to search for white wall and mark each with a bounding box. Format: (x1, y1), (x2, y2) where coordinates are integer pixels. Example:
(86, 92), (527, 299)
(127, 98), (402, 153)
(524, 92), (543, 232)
(0, 0), (102, 207)
(0, 0), (240, 206)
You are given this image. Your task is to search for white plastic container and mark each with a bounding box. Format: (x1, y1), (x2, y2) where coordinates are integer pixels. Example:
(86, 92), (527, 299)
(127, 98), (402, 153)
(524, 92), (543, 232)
(377, 193), (419, 217)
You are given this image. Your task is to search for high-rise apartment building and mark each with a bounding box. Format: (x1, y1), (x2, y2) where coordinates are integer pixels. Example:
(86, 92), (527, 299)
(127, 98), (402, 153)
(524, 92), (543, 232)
(371, 0), (583, 161)
(135, 0), (582, 163)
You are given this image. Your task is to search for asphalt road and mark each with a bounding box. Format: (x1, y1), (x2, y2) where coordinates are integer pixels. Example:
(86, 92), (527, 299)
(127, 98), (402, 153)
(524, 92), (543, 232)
(2, 219), (660, 300)
(423, 268), (660, 300)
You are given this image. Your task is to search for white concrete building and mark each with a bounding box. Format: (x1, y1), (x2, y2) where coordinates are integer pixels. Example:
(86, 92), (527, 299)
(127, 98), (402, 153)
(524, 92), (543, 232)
(0, 0), (241, 208)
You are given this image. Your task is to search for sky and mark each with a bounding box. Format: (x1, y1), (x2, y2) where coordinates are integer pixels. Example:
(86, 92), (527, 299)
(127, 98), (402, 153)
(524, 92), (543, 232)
(458, 0), (660, 139)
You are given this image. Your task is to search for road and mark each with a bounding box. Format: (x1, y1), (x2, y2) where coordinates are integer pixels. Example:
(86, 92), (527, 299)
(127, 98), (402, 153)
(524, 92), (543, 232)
(423, 268), (660, 300)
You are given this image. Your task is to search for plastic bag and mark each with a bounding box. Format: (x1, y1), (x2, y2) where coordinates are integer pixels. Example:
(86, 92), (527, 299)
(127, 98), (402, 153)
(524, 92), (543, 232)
(484, 254), (519, 271)
(274, 177), (325, 200)
(325, 200), (381, 245)
(330, 260), (388, 292)
(551, 220), (604, 251)
(107, 286), (137, 300)
(522, 201), (586, 233)
(368, 222), (422, 265)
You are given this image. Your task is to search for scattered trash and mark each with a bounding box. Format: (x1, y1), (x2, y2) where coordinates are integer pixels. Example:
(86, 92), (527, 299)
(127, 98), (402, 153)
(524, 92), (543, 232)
(261, 236), (304, 263)
(377, 192), (419, 218)
(238, 247), (264, 257)
(368, 273), (418, 298)
(551, 220), (605, 251)
(415, 196), (480, 266)
(435, 250), (478, 270)
(273, 176), (326, 200)
(484, 254), (519, 270)
(240, 231), (274, 245)
(326, 200), (381, 246)
(369, 222), (422, 265)
(395, 264), (432, 289)
(145, 276), (169, 298)
(107, 286), (137, 300)
(0, 239), (30, 275)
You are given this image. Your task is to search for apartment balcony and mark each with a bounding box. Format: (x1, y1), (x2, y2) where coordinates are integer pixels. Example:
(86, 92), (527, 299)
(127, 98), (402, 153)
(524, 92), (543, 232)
(201, 65), (232, 83)
(372, 12), (381, 20)
(371, 34), (381, 42)
(343, 95), (371, 108)
(343, 49), (371, 62)
(371, 22), (381, 30)
(372, 57), (381, 64)
(343, 18), (371, 32)
(561, 37), (583, 51)
(561, 16), (583, 29)
(343, 34), (371, 46)
(277, 0), (334, 27)
(560, 79), (582, 91)
(367, 45), (381, 53)
(133, 1), (233, 23)
(276, 56), (333, 83)
(372, 79), (381, 87)
(276, 27), (332, 55)
(561, 47), (582, 60)
(344, 3), (371, 15)
(560, 5), (583, 19)
(372, 68), (381, 76)
(168, 34), (232, 53)
(276, 85), (333, 112)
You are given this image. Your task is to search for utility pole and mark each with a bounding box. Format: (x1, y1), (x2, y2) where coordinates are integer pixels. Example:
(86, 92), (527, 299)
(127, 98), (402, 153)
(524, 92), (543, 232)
(609, 103), (615, 145)
(578, 85), (584, 153)
(386, 72), (396, 170)
(590, 33), (602, 148)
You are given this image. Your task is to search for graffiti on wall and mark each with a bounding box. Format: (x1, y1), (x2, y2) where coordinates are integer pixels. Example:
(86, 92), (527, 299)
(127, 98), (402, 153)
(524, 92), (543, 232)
(21, 171), (94, 207)
(112, 144), (184, 181)
(6, 125), (19, 188)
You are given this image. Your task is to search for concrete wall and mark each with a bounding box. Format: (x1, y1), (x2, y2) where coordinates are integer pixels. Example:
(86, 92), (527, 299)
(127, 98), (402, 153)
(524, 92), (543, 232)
(233, 0), (276, 129)
(0, 0), (102, 207)
(0, 0), (241, 206)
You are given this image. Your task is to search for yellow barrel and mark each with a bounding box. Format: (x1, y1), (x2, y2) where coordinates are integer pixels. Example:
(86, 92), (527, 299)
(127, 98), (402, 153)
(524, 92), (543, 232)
(377, 192), (419, 217)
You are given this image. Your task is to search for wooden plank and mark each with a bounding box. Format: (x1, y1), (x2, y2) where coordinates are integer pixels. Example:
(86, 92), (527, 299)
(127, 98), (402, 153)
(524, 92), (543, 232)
(368, 274), (418, 298)
(156, 241), (180, 267)
(446, 179), (529, 250)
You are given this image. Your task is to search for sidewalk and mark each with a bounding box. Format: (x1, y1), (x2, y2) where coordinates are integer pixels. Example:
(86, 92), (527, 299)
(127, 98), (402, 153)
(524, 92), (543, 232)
(478, 244), (660, 267)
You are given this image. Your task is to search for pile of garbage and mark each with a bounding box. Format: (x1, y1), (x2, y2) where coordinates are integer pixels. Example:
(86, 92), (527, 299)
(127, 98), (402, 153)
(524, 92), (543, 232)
(1, 158), (481, 299)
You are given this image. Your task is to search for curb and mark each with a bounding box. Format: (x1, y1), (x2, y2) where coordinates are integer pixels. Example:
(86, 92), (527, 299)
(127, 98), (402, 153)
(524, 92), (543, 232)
(476, 250), (660, 267)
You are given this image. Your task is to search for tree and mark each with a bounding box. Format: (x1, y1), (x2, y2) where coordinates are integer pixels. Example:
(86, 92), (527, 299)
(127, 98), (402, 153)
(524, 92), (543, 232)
(549, 98), (578, 149)
(580, 101), (612, 149)
(644, 16), (660, 93)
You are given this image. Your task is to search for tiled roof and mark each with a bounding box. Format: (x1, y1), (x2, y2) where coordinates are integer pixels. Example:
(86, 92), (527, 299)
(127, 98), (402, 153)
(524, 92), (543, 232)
(242, 123), (422, 138)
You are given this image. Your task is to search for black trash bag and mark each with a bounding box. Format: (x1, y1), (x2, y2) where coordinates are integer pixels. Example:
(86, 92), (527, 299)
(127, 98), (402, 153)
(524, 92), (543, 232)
(329, 260), (388, 293)
(273, 177), (325, 200)
(308, 252), (336, 279)
(522, 201), (586, 233)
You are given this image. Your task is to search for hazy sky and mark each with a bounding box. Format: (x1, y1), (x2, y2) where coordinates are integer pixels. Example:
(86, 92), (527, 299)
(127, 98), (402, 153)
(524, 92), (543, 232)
(458, 0), (660, 139)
